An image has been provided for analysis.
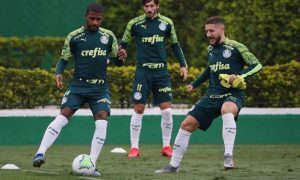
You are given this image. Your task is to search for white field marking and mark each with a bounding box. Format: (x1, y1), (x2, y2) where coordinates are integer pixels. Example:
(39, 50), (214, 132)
(76, 177), (100, 180)
(0, 108), (299, 117)
(21, 169), (60, 175)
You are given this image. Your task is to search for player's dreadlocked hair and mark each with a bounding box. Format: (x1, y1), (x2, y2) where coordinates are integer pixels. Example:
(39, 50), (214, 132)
(142, 0), (159, 5)
(85, 3), (104, 16)
(206, 16), (225, 25)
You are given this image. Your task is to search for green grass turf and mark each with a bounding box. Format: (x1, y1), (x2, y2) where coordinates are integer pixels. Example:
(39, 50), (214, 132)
(0, 144), (299, 179)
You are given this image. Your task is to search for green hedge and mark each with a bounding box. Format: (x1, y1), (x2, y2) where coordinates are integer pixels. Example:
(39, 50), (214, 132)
(0, 61), (299, 109)
(0, 37), (64, 69)
(245, 60), (300, 107)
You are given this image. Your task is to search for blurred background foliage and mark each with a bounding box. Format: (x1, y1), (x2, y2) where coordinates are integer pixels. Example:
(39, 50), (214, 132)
(0, 0), (299, 108)
(0, 61), (299, 108)
(100, 0), (300, 66)
(0, 0), (299, 68)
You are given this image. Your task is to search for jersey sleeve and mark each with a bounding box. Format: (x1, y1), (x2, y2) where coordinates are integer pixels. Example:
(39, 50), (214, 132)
(236, 43), (262, 78)
(109, 31), (118, 58)
(55, 59), (68, 74)
(226, 38), (263, 78)
(60, 33), (73, 61)
(103, 29), (123, 66)
(164, 17), (187, 67)
(120, 19), (134, 49)
(171, 43), (188, 67)
(191, 66), (210, 88)
(56, 33), (74, 74)
(167, 19), (178, 44)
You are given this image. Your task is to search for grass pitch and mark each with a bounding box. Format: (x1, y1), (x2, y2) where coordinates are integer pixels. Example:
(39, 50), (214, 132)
(0, 144), (299, 180)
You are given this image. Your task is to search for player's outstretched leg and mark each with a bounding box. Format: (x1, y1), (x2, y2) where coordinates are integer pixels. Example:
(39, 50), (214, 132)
(155, 128), (192, 173)
(33, 115), (68, 167)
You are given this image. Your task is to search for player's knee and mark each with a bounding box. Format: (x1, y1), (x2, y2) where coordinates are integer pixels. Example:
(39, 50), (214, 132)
(134, 104), (145, 114)
(94, 110), (109, 120)
(221, 102), (238, 115)
(180, 117), (199, 132)
(60, 107), (75, 119)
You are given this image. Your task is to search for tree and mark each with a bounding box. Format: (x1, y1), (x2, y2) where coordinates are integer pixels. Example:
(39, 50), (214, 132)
(98, 0), (299, 67)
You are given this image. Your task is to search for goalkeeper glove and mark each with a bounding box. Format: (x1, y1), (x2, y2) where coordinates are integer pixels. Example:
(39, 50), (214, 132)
(232, 75), (247, 89)
(219, 74), (231, 88)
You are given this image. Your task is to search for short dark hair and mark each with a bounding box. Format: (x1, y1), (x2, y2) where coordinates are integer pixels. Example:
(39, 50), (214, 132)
(142, 0), (159, 5)
(206, 16), (225, 25)
(86, 3), (104, 15)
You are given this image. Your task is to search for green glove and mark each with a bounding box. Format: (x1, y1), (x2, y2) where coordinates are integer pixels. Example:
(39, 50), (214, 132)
(232, 75), (246, 89)
(219, 74), (231, 88)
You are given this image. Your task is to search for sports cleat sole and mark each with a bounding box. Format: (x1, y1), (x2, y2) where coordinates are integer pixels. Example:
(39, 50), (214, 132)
(33, 158), (45, 168)
(33, 153), (46, 168)
(224, 166), (235, 170)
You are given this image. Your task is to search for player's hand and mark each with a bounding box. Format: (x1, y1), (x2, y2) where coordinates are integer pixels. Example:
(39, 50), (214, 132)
(231, 75), (246, 89)
(55, 74), (64, 89)
(117, 47), (127, 61)
(228, 74), (237, 84)
(219, 74), (231, 88)
(180, 67), (188, 81)
(186, 84), (194, 93)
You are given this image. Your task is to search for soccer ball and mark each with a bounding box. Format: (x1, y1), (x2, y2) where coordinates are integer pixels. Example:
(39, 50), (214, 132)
(72, 154), (96, 175)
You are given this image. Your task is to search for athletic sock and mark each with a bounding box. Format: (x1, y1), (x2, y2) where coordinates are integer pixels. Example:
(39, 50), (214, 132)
(90, 120), (107, 164)
(222, 113), (236, 156)
(130, 111), (143, 149)
(170, 128), (191, 167)
(161, 108), (173, 147)
(36, 114), (68, 155)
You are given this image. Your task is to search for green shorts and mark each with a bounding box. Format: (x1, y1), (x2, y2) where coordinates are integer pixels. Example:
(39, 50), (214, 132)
(61, 85), (111, 115)
(132, 69), (172, 105)
(187, 92), (244, 131)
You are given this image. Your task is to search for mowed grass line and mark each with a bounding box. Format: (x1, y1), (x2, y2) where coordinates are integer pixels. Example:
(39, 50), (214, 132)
(0, 144), (299, 180)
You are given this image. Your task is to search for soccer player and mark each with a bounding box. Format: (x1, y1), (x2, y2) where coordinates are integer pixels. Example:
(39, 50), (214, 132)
(155, 16), (262, 173)
(119, 0), (188, 157)
(32, 3), (127, 176)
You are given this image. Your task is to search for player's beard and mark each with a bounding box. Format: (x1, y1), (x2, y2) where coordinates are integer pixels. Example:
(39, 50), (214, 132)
(87, 24), (99, 32)
(146, 9), (158, 19)
(208, 34), (222, 46)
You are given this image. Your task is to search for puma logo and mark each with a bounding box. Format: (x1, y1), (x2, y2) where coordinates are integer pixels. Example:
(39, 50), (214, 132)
(141, 25), (147, 29)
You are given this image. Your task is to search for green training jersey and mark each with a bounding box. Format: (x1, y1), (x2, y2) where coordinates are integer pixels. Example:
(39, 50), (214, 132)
(59, 26), (119, 87)
(120, 14), (187, 69)
(192, 38), (262, 95)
